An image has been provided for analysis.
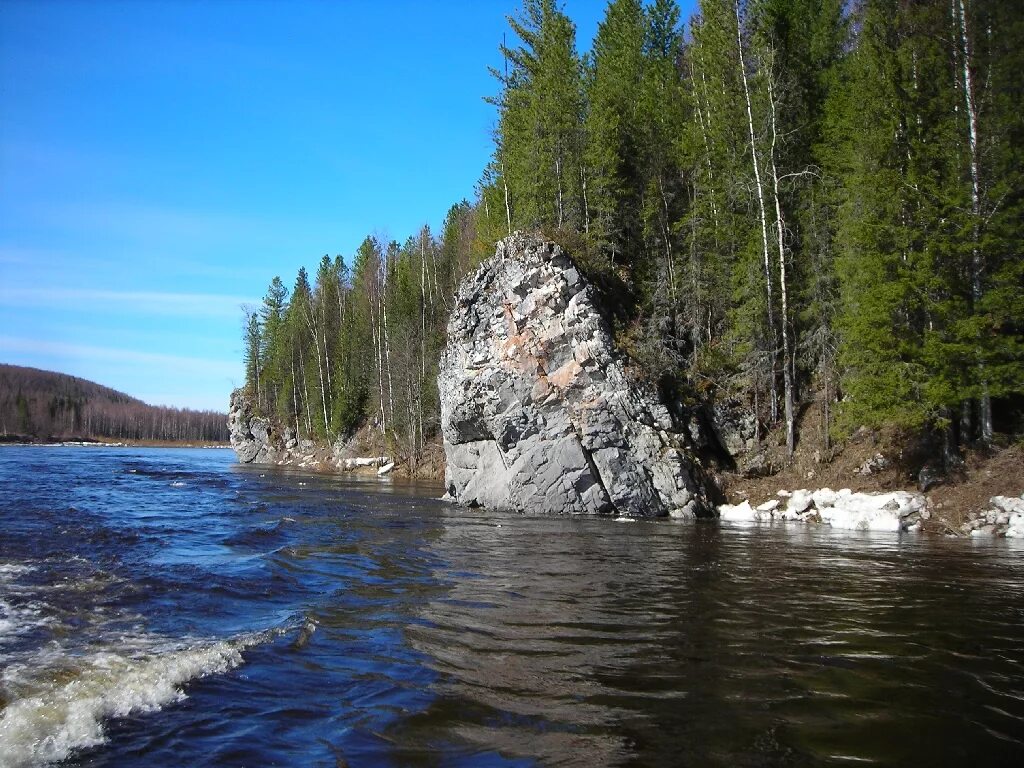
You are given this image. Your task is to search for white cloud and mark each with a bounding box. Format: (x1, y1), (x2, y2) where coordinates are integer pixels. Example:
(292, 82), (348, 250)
(0, 286), (255, 319)
(0, 336), (237, 375)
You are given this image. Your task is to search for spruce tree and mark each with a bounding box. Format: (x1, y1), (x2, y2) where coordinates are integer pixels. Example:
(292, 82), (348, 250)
(492, 0), (585, 233)
(585, 0), (647, 268)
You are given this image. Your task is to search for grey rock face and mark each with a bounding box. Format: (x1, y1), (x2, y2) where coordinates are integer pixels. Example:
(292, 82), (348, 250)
(227, 389), (281, 464)
(438, 232), (714, 518)
(709, 399), (758, 457)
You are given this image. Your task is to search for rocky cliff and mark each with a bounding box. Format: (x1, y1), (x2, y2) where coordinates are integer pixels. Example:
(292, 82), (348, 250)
(438, 232), (715, 518)
(228, 389), (394, 473)
(228, 389), (283, 464)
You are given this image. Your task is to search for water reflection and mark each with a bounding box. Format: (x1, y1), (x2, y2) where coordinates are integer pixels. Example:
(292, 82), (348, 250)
(406, 513), (1024, 767)
(2, 448), (1022, 768)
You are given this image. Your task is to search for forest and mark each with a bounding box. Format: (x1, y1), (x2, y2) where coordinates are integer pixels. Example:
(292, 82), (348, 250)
(242, 0), (1023, 471)
(0, 364), (229, 443)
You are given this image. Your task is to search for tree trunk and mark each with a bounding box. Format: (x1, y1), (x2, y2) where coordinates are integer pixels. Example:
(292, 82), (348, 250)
(371, 280), (385, 433)
(291, 358), (301, 439)
(299, 356), (312, 436)
(692, 53), (720, 228)
(766, 59), (795, 457)
(304, 304), (330, 436)
(501, 156), (513, 235)
(956, 0), (992, 443)
(735, 0), (779, 425)
(420, 233), (427, 382)
(555, 155), (564, 229)
(321, 300), (333, 424)
(381, 257), (395, 430)
(657, 173), (675, 306)
(580, 166), (590, 235)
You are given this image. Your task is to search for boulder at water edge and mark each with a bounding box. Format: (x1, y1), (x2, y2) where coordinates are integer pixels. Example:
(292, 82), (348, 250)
(438, 232), (714, 518)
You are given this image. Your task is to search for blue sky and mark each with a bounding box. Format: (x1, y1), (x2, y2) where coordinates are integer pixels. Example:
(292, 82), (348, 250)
(1, 0), (696, 412)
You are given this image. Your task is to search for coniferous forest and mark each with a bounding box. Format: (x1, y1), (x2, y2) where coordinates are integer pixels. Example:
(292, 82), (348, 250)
(242, 0), (1023, 470)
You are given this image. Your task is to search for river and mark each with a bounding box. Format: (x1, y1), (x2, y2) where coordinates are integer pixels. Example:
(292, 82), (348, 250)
(1, 446), (1022, 767)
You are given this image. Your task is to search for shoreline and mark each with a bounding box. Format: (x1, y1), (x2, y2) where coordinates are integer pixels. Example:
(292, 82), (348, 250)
(232, 439), (1023, 539)
(0, 440), (231, 449)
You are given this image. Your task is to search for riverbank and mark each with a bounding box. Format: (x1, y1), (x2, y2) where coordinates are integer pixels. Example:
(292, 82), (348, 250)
(229, 385), (1021, 534)
(239, 428), (1022, 536)
(720, 433), (1024, 536)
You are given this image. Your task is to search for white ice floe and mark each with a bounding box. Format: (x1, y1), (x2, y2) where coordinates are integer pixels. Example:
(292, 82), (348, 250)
(962, 493), (1024, 538)
(815, 490), (923, 532)
(718, 488), (927, 533)
(342, 456), (392, 470)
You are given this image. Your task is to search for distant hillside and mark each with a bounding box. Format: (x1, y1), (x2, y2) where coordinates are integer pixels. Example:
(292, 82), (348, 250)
(0, 364), (229, 443)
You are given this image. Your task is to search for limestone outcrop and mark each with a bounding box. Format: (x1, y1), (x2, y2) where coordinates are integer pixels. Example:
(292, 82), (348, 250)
(228, 389), (282, 464)
(438, 232), (714, 518)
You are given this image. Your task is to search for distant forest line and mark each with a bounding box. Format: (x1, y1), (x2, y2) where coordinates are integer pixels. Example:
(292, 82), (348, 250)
(0, 364), (230, 443)
(241, 0), (1023, 469)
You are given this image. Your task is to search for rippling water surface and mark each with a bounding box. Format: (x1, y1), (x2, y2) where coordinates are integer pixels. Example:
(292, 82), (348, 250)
(1, 446), (1023, 767)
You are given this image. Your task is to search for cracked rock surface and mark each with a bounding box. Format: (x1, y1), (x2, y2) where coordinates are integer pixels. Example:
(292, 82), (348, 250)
(438, 232), (714, 518)
(228, 389), (281, 464)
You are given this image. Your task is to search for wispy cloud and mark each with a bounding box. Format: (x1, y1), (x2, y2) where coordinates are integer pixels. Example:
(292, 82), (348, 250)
(0, 336), (241, 410)
(0, 286), (255, 319)
(0, 244), (118, 271)
(0, 336), (239, 377)
(52, 200), (269, 242)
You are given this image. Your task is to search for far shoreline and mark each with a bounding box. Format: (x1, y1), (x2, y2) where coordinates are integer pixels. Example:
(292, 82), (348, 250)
(0, 439), (231, 449)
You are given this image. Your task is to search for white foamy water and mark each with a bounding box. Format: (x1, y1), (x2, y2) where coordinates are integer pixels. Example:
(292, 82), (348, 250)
(0, 566), (45, 646)
(0, 566), (35, 579)
(0, 599), (50, 646)
(0, 629), (279, 768)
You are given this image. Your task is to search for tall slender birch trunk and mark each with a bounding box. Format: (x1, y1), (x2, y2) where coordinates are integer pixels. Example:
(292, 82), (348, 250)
(381, 254), (395, 430)
(735, 0), (778, 424)
(555, 155), (564, 229)
(580, 166), (590, 235)
(370, 274), (385, 433)
(430, 242), (448, 312)
(299, 356), (312, 435)
(692, 48), (720, 229)
(304, 303), (330, 436)
(321, 298), (333, 419)
(420, 232), (427, 382)
(657, 173), (676, 305)
(766, 61), (795, 457)
(291, 359), (300, 439)
(956, 0), (991, 443)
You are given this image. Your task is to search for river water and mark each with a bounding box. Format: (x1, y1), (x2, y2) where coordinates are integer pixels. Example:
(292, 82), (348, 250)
(1, 446), (1022, 767)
